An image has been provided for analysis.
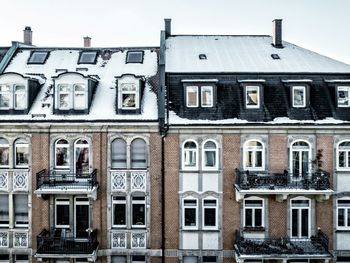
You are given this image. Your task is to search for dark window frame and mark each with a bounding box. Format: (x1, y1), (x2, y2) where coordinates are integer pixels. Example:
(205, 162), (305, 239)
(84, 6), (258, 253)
(27, 51), (50, 64)
(78, 51), (98, 65)
(126, 51), (144, 64)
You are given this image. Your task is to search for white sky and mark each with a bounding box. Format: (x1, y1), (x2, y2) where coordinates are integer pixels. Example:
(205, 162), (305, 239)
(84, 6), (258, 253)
(1, 0), (350, 64)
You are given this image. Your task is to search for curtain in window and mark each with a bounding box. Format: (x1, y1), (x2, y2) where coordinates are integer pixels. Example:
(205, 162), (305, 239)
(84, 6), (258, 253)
(0, 195), (9, 224)
(15, 140), (29, 167)
(131, 139), (147, 169)
(56, 139), (69, 167)
(184, 141), (197, 167)
(75, 139), (89, 175)
(204, 141), (216, 167)
(0, 138), (9, 166)
(111, 139), (127, 168)
(14, 195), (28, 224)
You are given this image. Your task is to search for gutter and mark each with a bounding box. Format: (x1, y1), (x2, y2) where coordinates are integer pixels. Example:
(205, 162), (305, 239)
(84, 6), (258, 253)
(0, 41), (19, 74)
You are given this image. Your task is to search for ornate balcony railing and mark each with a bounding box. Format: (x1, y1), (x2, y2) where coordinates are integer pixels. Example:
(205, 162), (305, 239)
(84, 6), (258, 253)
(0, 230), (28, 248)
(234, 229), (331, 258)
(36, 228), (99, 255)
(110, 170), (147, 193)
(235, 169), (330, 191)
(0, 169), (29, 192)
(111, 230), (147, 249)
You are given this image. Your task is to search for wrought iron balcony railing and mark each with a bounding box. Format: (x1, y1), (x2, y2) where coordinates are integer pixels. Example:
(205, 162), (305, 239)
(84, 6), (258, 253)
(235, 169), (330, 191)
(234, 229), (330, 257)
(36, 228), (99, 255)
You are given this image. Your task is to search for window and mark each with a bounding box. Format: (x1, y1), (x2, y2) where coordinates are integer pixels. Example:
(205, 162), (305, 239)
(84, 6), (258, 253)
(183, 199), (197, 229)
(291, 198), (310, 238)
(112, 196), (126, 227)
(0, 195), (9, 226)
(111, 138), (127, 168)
(0, 84), (11, 109)
(126, 51), (144, 64)
(245, 86), (260, 108)
(14, 195), (28, 226)
(337, 141), (350, 170)
(14, 139), (29, 167)
(183, 256), (198, 263)
(112, 256), (127, 263)
(132, 196), (146, 227)
(121, 83), (137, 109)
(74, 139), (89, 175)
(203, 257), (216, 263)
(132, 256), (146, 263)
(55, 198), (70, 228)
(55, 139), (69, 168)
(243, 140), (264, 170)
(244, 198), (264, 229)
(201, 86), (213, 107)
(290, 140), (311, 178)
(73, 84), (86, 109)
(202, 140), (218, 170)
(78, 51), (98, 64)
(0, 138), (9, 167)
(131, 138), (147, 169)
(182, 140), (198, 170)
(186, 86), (198, 107)
(337, 86), (350, 107)
(203, 199), (217, 229)
(14, 85), (26, 109)
(292, 86), (306, 107)
(58, 84), (71, 109)
(337, 199), (350, 229)
(28, 51), (49, 64)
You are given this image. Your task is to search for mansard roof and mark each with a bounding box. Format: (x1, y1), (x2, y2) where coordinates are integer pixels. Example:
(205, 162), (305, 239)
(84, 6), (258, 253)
(0, 46), (159, 122)
(165, 35), (350, 74)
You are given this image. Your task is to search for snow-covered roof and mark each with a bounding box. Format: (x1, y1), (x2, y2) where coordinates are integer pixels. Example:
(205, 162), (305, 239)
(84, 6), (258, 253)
(2, 48), (159, 121)
(165, 35), (350, 73)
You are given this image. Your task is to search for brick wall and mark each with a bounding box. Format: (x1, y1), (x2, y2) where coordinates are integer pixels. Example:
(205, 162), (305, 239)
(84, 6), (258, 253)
(269, 134), (288, 173)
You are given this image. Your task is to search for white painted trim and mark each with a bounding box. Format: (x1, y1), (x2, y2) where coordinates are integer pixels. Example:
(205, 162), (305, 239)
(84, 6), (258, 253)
(243, 139), (265, 171)
(245, 86), (260, 109)
(182, 197), (198, 230)
(201, 85), (214, 107)
(243, 196), (264, 228)
(182, 140), (199, 171)
(202, 139), (219, 171)
(336, 140), (350, 171)
(292, 86), (306, 108)
(186, 86), (199, 108)
(289, 139), (312, 178)
(290, 196), (311, 238)
(202, 197), (218, 230)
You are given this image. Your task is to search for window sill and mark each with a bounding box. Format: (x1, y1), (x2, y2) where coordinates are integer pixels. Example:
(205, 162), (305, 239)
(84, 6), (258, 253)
(335, 229), (350, 232)
(243, 227), (265, 232)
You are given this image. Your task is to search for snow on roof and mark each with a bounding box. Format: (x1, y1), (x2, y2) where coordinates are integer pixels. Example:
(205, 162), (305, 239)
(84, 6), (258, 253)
(3, 48), (158, 121)
(165, 35), (350, 73)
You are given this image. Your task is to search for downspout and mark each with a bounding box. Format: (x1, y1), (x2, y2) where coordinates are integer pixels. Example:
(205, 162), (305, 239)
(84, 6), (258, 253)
(0, 41), (20, 74)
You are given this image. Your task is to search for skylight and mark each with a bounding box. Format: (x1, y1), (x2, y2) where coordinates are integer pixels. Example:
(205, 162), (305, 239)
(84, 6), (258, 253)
(78, 51), (98, 64)
(126, 51), (144, 63)
(27, 51), (49, 64)
(271, 54), (280, 60)
(199, 54), (207, 60)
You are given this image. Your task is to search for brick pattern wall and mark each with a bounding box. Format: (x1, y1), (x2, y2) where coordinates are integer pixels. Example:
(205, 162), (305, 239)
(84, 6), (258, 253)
(269, 134), (288, 173)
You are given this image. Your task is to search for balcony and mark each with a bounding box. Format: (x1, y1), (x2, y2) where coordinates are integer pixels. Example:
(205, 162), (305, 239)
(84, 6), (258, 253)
(234, 169), (333, 201)
(34, 169), (98, 200)
(0, 169), (29, 192)
(110, 230), (147, 250)
(0, 230), (29, 249)
(35, 229), (99, 261)
(110, 170), (147, 193)
(234, 230), (332, 261)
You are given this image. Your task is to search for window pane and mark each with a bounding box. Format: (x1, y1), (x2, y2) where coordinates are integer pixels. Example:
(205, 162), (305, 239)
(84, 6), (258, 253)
(293, 151), (300, 177)
(187, 86), (198, 107)
(292, 209), (298, 237)
(79, 51), (97, 64)
(246, 87), (259, 107)
(28, 51), (49, 64)
(348, 209), (350, 227)
(256, 151), (262, 167)
(338, 87), (350, 107)
(205, 151), (216, 167)
(75, 143), (89, 174)
(59, 94), (70, 109)
(0, 195), (9, 225)
(0, 146), (9, 166)
(132, 203), (145, 226)
(245, 209), (253, 227)
(185, 208), (196, 226)
(74, 86), (86, 109)
(131, 139), (147, 169)
(201, 86), (213, 107)
(0, 93), (10, 108)
(56, 204), (69, 226)
(293, 87), (305, 107)
(111, 139), (127, 168)
(338, 208), (345, 226)
(113, 203), (126, 225)
(255, 209), (262, 227)
(126, 51), (143, 63)
(15, 143), (29, 166)
(15, 92), (26, 109)
(301, 151), (309, 175)
(339, 151), (346, 167)
(122, 94), (136, 108)
(112, 256), (127, 263)
(14, 195), (28, 225)
(204, 208), (216, 227)
(301, 209), (309, 237)
(246, 151), (253, 167)
(56, 147), (69, 167)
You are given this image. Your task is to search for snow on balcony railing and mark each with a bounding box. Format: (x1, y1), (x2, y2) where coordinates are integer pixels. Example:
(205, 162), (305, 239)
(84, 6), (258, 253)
(110, 170), (147, 193)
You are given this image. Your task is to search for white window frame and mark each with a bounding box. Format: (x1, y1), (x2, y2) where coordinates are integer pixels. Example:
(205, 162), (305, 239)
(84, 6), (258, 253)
(111, 138), (127, 169)
(14, 140), (29, 168)
(131, 196), (146, 228)
(58, 84), (72, 110)
(112, 196), (127, 228)
(119, 82), (139, 110)
(186, 86), (199, 108)
(0, 138), (9, 168)
(183, 198), (198, 230)
(290, 140), (311, 179)
(55, 139), (70, 169)
(337, 140), (350, 171)
(0, 84), (11, 109)
(337, 86), (350, 107)
(73, 84), (87, 110)
(290, 197), (311, 239)
(202, 198), (218, 230)
(182, 140), (198, 170)
(337, 198), (350, 230)
(74, 139), (90, 174)
(292, 86), (306, 108)
(243, 139), (265, 170)
(14, 194), (29, 227)
(55, 198), (70, 228)
(0, 194), (9, 227)
(201, 85), (213, 107)
(13, 84), (27, 110)
(202, 140), (218, 170)
(245, 86), (260, 109)
(243, 197), (264, 228)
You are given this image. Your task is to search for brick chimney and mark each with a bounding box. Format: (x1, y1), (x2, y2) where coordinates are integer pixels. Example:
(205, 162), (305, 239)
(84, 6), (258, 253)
(84, 36), (91, 48)
(272, 19), (283, 48)
(165, 18), (171, 37)
(23, 26), (32, 45)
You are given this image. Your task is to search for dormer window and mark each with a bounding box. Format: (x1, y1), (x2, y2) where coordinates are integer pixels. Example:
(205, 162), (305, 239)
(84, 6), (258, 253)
(186, 86), (198, 107)
(245, 86), (260, 108)
(184, 83), (216, 108)
(27, 51), (49, 64)
(201, 86), (213, 107)
(117, 75), (142, 114)
(0, 85), (11, 109)
(14, 85), (26, 109)
(337, 86), (350, 107)
(78, 51), (98, 64)
(0, 84), (27, 110)
(74, 84), (86, 109)
(58, 84), (87, 110)
(126, 51), (144, 64)
(292, 86), (306, 107)
(58, 84), (71, 109)
(121, 83), (137, 109)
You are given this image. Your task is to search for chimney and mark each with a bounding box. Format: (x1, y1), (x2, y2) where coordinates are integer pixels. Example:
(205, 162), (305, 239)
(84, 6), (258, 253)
(84, 36), (91, 48)
(23, 26), (32, 45)
(272, 19), (283, 48)
(165, 18), (171, 37)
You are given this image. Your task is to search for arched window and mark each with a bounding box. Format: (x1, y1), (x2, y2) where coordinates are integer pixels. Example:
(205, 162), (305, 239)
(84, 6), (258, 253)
(337, 141), (350, 170)
(14, 139), (29, 167)
(0, 138), (9, 167)
(111, 138), (127, 169)
(55, 139), (69, 168)
(290, 140), (311, 178)
(182, 140), (198, 170)
(73, 84), (86, 109)
(243, 140), (264, 170)
(74, 139), (89, 174)
(202, 140), (218, 170)
(131, 139), (147, 169)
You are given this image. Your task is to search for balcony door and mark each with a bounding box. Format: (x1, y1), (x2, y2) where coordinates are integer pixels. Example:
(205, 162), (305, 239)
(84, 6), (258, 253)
(290, 141), (311, 179)
(291, 198), (310, 238)
(75, 197), (90, 239)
